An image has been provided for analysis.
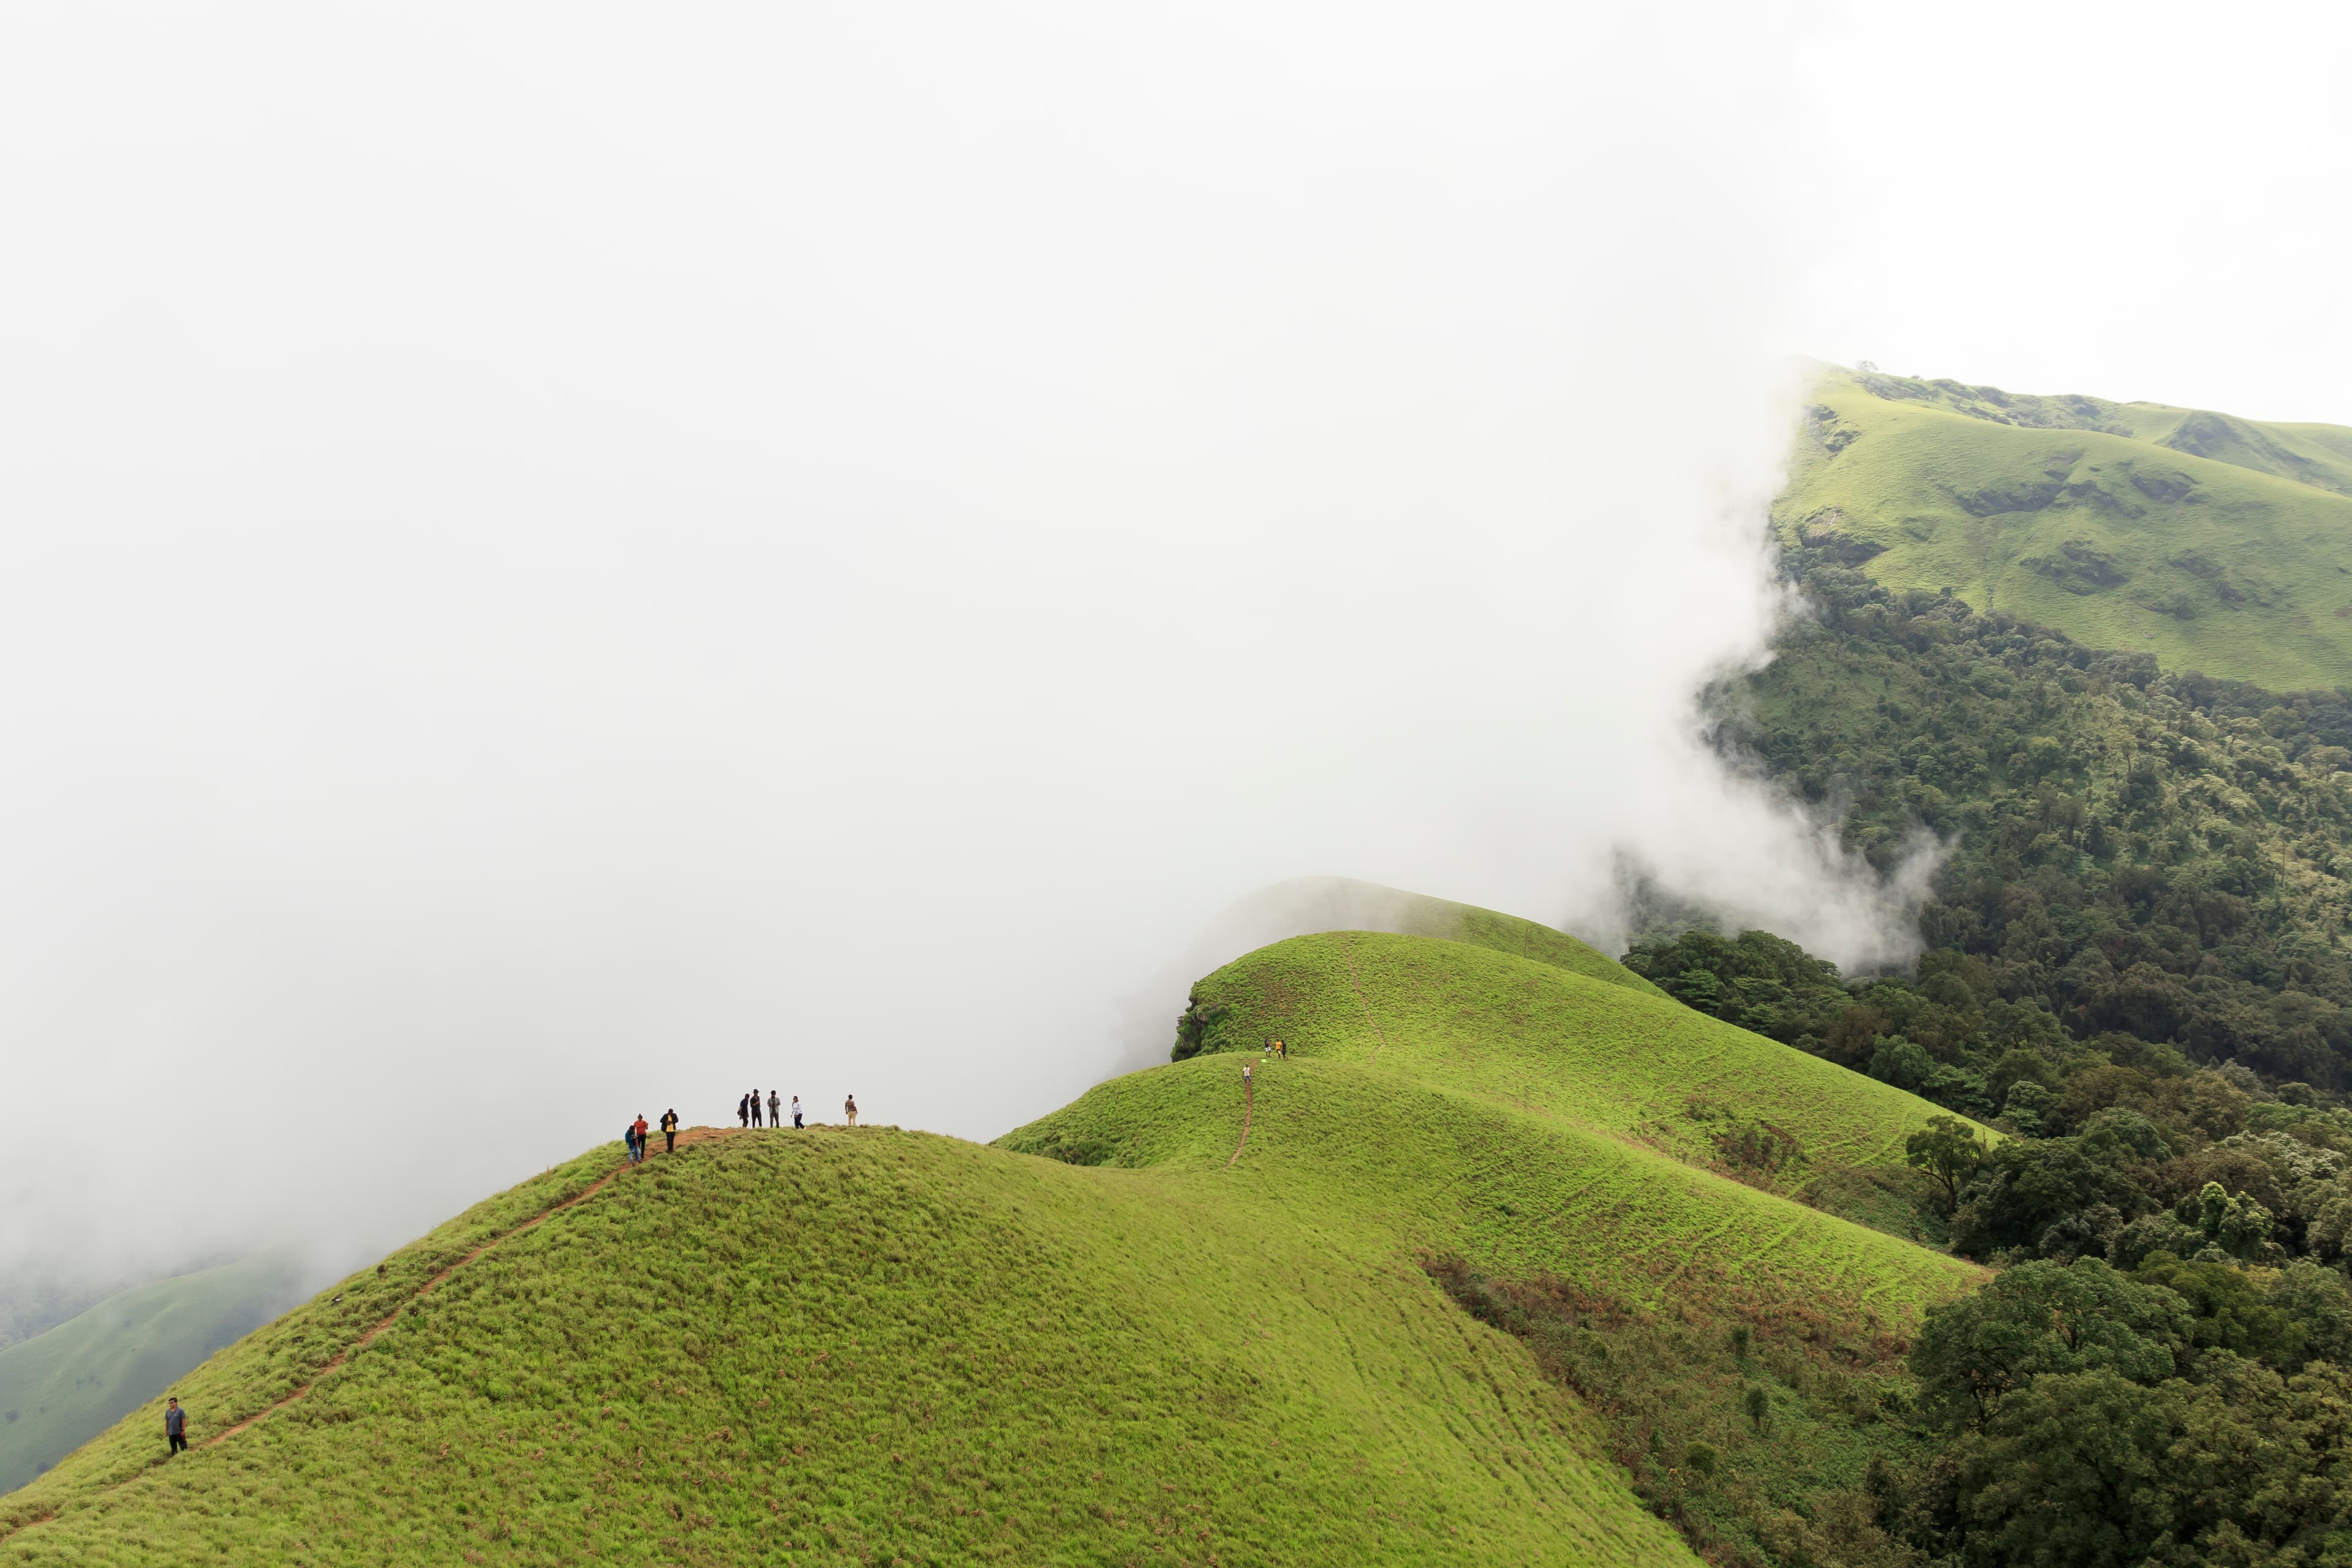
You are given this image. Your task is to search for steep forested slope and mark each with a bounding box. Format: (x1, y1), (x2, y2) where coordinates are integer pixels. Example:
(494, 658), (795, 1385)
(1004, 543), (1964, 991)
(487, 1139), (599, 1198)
(1713, 549), (2352, 1095)
(1634, 488), (2352, 1564)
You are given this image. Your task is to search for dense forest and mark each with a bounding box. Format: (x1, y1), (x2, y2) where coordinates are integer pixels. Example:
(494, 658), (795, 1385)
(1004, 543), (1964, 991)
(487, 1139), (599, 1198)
(1599, 548), (2352, 1566)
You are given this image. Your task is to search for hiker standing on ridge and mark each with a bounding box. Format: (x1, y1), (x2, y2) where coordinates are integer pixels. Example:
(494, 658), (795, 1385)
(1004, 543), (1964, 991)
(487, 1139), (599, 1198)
(751, 1089), (763, 1128)
(164, 1396), (187, 1455)
(767, 1089), (780, 1127)
(844, 1094), (858, 1128)
(631, 1115), (650, 1165)
(737, 1093), (749, 1128)
(791, 1095), (803, 1128)
(660, 1108), (679, 1154)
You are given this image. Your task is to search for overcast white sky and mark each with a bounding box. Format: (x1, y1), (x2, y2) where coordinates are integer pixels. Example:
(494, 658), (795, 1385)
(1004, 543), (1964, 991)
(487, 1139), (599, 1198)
(1, 2), (2343, 1285)
(1803, 1), (2352, 424)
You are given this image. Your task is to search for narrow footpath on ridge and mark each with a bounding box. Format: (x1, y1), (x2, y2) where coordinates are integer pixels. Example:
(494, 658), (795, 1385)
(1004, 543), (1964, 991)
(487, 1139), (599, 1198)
(209, 1125), (736, 1447)
(1340, 936), (1393, 1061)
(1225, 1073), (1254, 1169)
(0, 1125), (743, 1548)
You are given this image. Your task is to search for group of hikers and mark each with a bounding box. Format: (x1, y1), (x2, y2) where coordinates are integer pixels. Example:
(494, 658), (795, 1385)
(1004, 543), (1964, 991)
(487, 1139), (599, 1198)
(619, 1110), (680, 1164)
(616, 1093), (862, 1163)
(736, 1089), (800, 1128)
(737, 1090), (855, 1128)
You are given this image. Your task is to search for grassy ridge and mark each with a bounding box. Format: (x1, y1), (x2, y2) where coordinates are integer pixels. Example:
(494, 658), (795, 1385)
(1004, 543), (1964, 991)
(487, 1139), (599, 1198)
(1355, 887), (1670, 999)
(1174, 931), (1977, 1199)
(0, 1256), (307, 1494)
(1781, 369), (2352, 690)
(9, 925), (1985, 1565)
(5, 1126), (1696, 1567)
(1006, 1055), (1978, 1316)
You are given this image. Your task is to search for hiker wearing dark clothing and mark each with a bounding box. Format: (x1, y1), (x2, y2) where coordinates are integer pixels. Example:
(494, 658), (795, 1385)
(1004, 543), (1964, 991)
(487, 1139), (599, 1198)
(660, 1109), (679, 1153)
(737, 1094), (749, 1128)
(164, 1398), (187, 1454)
(751, 1090), (763, 1128)
(623, 1123), (638, 1163)
(767, 1090), (780, 1126)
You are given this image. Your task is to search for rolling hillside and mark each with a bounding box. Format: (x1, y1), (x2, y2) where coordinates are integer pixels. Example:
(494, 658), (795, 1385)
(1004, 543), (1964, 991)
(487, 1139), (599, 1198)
(0, 1256), (307, 1494)
(2, 919), (1980, 1566)
(1780, 368), (2352, 690)
(1169, 930), (1972, 1233)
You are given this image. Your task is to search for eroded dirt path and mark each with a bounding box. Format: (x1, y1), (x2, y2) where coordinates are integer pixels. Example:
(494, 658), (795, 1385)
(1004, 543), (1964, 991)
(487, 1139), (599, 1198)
(0, 1128), (750, 1547)
(1340, 937), (1393, 1061)
(208, 1125), (735, 1447)
(1225, 1074), (1255, 1169)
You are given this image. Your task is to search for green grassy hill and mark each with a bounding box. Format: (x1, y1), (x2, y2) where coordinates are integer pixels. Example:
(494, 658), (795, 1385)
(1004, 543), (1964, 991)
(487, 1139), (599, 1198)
(1296, 880), (1672, 1000)
(2, 921), (1982, 1567)
(1170, 930), (1972, 1230)
(1781, 368), (2352, 690)
(0, 1256), (306, 1494)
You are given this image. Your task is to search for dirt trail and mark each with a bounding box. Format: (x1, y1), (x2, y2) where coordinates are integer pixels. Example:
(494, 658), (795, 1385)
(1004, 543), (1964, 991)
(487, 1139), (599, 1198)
(206, 1126), (733, 1448)
(1225, 1074), (1255, 1169)
(0, 1128), (747, 1546)
(1340, 937), (1392, 1061)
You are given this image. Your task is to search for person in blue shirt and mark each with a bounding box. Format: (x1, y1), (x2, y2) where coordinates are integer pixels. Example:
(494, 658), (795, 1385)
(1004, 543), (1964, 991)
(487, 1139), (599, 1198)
(164, 1396), (188, 1454)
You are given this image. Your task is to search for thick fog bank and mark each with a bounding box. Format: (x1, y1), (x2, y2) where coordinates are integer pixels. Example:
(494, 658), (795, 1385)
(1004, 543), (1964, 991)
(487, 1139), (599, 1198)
(0, 3), (1919, 1290)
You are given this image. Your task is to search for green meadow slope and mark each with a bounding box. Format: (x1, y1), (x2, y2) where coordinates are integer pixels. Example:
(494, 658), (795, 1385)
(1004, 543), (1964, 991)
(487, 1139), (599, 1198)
(4, 923), (1980, 1567)
(0, 1257), (306, 1494)
(4, 1128), (1698, 1567)
(1781, 368), (2352, 690)
(1170, 930), (1973, 1215)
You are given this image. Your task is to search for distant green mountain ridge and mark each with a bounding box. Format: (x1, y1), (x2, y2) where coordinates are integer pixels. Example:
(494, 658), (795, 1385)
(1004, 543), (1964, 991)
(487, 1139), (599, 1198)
(1781, 368), (2352, 690)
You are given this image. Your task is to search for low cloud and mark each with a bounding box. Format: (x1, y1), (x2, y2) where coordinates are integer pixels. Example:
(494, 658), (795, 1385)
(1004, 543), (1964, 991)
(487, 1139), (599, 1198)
(0, 2), (1923, 1289)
